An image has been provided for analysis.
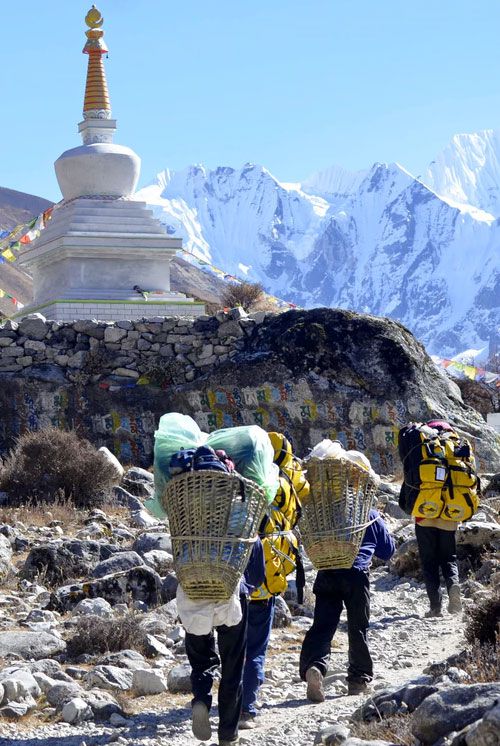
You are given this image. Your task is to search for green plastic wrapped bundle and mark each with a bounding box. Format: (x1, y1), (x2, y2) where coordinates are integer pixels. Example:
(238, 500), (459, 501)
(207, 426), (278, 503)
(146, 413), (279, 518)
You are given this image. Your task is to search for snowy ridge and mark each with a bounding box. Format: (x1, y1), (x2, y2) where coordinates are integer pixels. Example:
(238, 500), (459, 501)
(136, 130), (500, 356)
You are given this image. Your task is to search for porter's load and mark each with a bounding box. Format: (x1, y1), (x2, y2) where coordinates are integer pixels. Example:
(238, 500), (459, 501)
(398, 420), (480, 522)
(150, 413), (278, 513)
(148, 413), (277, 601)
(299, 439), (379, 570)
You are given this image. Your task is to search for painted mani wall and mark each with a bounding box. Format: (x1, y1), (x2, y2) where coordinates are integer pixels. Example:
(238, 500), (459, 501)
(0, 308), (498, 473)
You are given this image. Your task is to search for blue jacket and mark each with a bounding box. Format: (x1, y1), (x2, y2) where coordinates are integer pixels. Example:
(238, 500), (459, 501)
(241, 536), (265, 595)
(352, 508), (395, 571)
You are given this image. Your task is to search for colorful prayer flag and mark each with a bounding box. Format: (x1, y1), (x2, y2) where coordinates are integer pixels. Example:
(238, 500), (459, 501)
(2, 248), (16, 262)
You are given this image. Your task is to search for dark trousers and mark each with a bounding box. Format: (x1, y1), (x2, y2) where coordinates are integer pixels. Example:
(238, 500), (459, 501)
(299, 568), (372, 684)
(242, 597), (275, 715)
(185, 594), (248, 741)
(415, 523), (459, 609)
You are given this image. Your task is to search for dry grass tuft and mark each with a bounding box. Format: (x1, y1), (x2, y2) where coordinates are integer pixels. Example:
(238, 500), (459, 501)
(460, 640), (500, 683)
(350, 713), (417, 746)
(66, 613), (148, 659)
(0, 496), (85, 529)
(465, 593), (500, 646)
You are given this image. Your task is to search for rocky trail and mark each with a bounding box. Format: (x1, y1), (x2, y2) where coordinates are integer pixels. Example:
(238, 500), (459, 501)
(0, 466), (498, 746)
(1, 568), (466, 746)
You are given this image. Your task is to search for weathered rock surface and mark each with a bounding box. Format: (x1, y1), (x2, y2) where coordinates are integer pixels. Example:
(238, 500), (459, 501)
(0, 631), (66, 660)
(91, 550), (145, 578)
(412, 683), (500, 743)
(0, 534), (13, 580)
(132, 668), (168, 695)
(22, 540), (119, 584)
(50, 565), (162, 611)
(167, 663), (192, 694)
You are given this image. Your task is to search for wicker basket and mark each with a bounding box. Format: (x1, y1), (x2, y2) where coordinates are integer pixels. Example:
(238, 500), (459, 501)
(162, 470), (267, 601)
(299, 458), (378, 570)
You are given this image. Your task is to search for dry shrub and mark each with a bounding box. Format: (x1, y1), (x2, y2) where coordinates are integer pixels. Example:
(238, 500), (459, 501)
(0, 427), (120, 509)
(221, 281), (264, 312)
(67, 614), (147, 659)
(350, 714), (416, 746)
(460, 641), (500, 683)
(464, 593), (500, 646)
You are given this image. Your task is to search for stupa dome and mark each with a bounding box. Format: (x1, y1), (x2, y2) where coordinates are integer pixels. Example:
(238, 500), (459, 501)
(55, 143), (140, 200)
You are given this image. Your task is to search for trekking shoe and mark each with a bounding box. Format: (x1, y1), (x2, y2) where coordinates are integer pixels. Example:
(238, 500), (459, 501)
(448, 584), (462, 614)
(306, 666), (325, 703)
(425, 607), (443, 618)
(238, 711), (258, 729)
(347, 680), (371, 696)
(219, 740), (238, 746)
(191, 701), (211, 741)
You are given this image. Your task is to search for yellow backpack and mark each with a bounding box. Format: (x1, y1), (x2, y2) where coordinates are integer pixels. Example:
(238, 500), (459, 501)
(251, 433), (308, 601)
(399, 424), (480, 522)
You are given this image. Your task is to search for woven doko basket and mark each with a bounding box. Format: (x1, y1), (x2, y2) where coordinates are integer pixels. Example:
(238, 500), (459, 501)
(300, 458), (378, 570)
(162, 470), (267, 601)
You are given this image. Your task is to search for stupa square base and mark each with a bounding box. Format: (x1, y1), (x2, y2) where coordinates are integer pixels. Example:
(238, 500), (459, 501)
(16, 298), (205, 322)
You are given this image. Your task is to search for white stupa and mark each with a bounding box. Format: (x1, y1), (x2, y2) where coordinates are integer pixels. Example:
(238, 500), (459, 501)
(18, 5), (204, 321)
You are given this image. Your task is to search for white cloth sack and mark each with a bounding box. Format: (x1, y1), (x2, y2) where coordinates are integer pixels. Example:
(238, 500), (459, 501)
(176, 583), (242, 636)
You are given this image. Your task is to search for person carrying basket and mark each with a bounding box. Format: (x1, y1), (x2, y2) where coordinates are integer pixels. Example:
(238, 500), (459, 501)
(186, 538), (265, 746)
(299, 507), (395, 699)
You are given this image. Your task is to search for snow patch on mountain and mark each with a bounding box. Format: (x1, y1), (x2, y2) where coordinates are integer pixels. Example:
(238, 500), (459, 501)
(425, 129), (500, 218)
(136, 131), (500, 356)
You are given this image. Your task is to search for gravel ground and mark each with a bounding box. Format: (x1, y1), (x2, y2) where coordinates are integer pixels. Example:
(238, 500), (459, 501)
(0, 566), (466, 746)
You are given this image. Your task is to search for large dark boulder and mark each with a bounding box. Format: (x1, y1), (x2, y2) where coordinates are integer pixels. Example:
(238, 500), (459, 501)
(412, 683), (500, 744)
(22, 541), (120, 585)
(50, 566), (163, 612)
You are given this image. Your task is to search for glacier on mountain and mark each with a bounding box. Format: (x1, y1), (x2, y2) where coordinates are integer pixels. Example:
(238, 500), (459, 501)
(135, 130), (500, 356)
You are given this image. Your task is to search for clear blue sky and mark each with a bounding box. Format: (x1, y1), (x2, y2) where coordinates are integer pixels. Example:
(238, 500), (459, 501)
(2, 0), (500, 201)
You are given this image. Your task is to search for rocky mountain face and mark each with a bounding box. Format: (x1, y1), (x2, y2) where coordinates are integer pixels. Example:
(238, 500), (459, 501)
(0, 188), (53, 319)
(137, 130), (500, 357)
(0, 187), (52, 233)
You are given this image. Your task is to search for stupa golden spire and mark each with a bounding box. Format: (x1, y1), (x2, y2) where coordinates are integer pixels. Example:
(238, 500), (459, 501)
(82, 5), (111, 118)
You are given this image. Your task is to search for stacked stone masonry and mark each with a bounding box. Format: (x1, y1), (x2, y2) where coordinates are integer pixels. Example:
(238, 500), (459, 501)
(0, 307), (497, 474)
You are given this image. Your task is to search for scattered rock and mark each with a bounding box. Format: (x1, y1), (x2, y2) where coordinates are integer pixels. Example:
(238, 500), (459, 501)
(273, 595), (293, 628)
(0, 630), (66, 660)
(98, 447), (124, 480)
(91, 551), (145, 578)
(62, 696), (93, 724)
(412, 683), (500, 743)
(464, 702), (500, 746)
(46, 681), (85, 709)
(133, 532), (172, 556)
(167, 663), (192, 693)
(51, 565), (162, 611)
(84, 689), (124, 721)
(132, 668), (168, 695)
(84, 665), (133, 692)
(0, 534), (13, 580)
(101, 650), (150, 671)
(112, 486), (144, 512)
(314, 722), (351, 744)
(73, 597), (114, 618)
(22, 540), (118, 585)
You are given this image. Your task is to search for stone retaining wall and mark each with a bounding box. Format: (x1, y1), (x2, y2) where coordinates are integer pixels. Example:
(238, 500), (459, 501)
(0, 308), (498, 474)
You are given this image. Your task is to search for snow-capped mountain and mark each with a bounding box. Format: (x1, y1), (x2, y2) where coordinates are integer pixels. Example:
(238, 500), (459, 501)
(136, 130), (500, 356)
